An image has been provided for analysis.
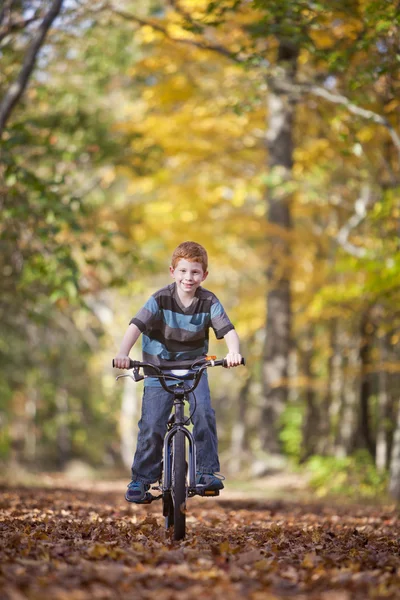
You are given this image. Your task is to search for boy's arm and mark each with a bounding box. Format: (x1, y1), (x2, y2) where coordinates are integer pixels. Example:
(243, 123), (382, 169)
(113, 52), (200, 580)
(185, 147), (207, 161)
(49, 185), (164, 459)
(223, 329), (242, 367)
(113, 323), (142, 369)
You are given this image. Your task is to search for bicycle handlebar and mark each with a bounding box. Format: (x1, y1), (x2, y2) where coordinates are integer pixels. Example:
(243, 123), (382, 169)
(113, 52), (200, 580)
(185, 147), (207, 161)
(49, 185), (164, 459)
(113, 356), (245, 395)
(112, 357), (245, 371)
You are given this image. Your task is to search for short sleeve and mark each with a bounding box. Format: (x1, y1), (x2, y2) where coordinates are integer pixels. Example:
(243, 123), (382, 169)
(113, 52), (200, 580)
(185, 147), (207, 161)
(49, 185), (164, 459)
(130, 295), (159, 332)
(210, 298), (234, 340)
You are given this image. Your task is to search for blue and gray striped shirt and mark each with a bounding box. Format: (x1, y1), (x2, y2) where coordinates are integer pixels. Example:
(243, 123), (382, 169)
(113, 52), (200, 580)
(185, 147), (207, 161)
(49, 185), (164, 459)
(130, 283), (234, 385)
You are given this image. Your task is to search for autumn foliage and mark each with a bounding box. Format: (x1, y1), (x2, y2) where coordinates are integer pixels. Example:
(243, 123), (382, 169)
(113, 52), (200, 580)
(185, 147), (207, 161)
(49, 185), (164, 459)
(1, 484), (400, 599)
(2, 0), (400, 517)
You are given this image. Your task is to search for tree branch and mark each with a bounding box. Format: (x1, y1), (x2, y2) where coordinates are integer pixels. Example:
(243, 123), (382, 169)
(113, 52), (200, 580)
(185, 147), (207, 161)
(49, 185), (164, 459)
(267, 74), (400, 162)
(0, 14), (42, 43)
(336, 186), (373, 258)
(0, 0), (64, 138)
(0, 0), (16, 27)
(107, 4), (242, 63)
(308, 85), (400, 160)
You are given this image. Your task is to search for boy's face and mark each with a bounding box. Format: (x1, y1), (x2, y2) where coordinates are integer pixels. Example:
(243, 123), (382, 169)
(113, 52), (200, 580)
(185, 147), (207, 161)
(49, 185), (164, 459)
(170, 258), (208, 296)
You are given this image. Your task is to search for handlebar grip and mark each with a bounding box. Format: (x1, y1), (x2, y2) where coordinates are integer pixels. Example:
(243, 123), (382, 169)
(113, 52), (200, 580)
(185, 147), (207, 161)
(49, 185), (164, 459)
(112, 358), (137, 369)
(222, 357), (246, 367)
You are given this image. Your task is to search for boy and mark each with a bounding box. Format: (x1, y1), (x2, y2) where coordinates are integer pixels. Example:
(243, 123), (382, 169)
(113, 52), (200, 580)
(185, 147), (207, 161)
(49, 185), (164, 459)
(113, 241), (242, 503)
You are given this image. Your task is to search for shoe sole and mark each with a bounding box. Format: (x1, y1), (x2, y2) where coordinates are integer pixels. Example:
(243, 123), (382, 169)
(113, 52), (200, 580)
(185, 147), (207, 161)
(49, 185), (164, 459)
(125, 492), (152, 504)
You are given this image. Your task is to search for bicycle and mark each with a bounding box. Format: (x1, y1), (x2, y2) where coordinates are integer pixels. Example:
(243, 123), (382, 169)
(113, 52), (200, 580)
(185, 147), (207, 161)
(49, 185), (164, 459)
(113, 356), (245, 540)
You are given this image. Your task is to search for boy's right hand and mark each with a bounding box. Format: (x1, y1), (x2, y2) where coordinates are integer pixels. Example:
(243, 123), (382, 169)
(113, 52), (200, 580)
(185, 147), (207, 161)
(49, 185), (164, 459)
(113, 355), (131, 369)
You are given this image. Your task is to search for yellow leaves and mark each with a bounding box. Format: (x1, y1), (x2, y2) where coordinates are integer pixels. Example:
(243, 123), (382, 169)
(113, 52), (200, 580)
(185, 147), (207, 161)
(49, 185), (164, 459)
(357, 126), (376, 143)
(144, 201), (175, 218)
(181, 210), (197, 222)
(231, 183), (247, 207)
(308, 281), (365, 319)
(138, 25), (163, 44)
(176, 0), (209, 15)
(384, 99), (400, 114)
(253, 203), (266, 217)
(127, 176), (155, 195)
(151, 74), (195, 104)
(308, 12), (362, 49)
(167, 22), (196, 40)
(331, 17), (363, 40)
(294, 139), (334, 176)
(309, 29), (336, 50)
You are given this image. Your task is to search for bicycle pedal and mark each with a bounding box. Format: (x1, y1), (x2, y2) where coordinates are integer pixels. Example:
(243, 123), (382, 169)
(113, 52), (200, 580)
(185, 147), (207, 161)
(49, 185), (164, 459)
(195, 487), (220, 497)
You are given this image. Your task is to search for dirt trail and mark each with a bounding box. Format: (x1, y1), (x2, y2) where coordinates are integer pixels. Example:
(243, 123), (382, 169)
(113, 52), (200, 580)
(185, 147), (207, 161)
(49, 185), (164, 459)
(1, 483), (399, 599)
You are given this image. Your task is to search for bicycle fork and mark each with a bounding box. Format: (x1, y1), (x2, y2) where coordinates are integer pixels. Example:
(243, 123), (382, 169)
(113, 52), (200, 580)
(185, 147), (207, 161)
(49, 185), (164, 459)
(163, 394), (196, 492)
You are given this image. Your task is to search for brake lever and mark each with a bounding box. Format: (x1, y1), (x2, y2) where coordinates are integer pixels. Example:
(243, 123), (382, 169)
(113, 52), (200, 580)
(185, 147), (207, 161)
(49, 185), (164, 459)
(115, 374), (136, 382)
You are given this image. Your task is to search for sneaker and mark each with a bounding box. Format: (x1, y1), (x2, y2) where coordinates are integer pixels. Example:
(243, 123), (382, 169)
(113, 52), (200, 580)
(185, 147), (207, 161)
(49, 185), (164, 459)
(125, 480), (150, 503)
(196, 472), (225, 491)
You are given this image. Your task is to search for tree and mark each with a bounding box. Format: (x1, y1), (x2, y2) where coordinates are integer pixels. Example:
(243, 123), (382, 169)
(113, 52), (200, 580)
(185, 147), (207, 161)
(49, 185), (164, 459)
(107, 0), (400, 461)
(0, 0), (64, 136)
(0, 1), (156, 466)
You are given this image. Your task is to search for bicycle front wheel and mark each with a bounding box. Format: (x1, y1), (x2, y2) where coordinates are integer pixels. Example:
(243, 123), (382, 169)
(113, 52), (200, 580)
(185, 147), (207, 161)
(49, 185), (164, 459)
(172, 429), (186, 540)
(163, 489), (174, 529)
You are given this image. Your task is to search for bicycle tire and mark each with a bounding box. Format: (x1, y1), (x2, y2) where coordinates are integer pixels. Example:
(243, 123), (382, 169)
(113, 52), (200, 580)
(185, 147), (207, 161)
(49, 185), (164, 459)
(163, 490), (174, 529)
(172, 429), (186, 540)
(163, 447), (174, 529)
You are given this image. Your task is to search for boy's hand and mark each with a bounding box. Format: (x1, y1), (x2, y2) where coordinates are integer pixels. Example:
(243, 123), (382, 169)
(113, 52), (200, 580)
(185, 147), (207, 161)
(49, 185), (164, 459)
(113, 355), (131, 369)
(224, 352), (243, 367)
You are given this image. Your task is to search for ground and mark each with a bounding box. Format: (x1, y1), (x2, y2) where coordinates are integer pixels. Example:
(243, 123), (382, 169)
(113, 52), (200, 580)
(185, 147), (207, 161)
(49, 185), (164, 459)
(1, 475), (399, 599)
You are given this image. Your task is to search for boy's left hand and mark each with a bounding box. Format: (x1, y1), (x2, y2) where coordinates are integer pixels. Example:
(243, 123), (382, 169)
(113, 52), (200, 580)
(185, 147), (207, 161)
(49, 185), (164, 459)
(225, 352), (243, 367)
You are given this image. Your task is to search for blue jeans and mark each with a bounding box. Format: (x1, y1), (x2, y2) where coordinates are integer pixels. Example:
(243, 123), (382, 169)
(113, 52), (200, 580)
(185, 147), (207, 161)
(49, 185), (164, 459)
(131, 374), (220, 483)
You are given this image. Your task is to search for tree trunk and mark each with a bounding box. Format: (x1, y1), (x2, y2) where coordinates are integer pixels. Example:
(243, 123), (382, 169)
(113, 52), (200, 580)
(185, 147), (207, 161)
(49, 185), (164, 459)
(24, 387), (37, 462)
(356, 309), (375, 456)
(389, 399), (400, 501)
(376, 334), (390, 472)
(334, 338), (359, 457)
(260, 41), (299, 455)
(317, 320), (338, 455)
(300, 328), (319, 461)
(56, 388), (70, 469)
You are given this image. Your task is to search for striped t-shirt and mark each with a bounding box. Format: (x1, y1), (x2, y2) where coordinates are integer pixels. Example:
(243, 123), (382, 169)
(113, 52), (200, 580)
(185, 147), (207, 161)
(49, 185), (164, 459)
(130, 283), (234, 385)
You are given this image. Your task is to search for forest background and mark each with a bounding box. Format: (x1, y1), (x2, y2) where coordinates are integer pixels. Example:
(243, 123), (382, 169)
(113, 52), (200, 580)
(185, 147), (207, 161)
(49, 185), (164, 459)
(1, 0), (400, 502)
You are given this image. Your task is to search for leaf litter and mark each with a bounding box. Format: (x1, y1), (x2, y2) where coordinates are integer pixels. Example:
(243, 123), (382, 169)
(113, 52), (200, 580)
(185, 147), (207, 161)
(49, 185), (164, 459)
(0, 486), (399, 599)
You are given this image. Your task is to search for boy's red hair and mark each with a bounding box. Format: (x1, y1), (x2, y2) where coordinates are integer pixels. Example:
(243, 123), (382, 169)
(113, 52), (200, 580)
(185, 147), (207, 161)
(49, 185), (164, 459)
(171, 241), (208, 271)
